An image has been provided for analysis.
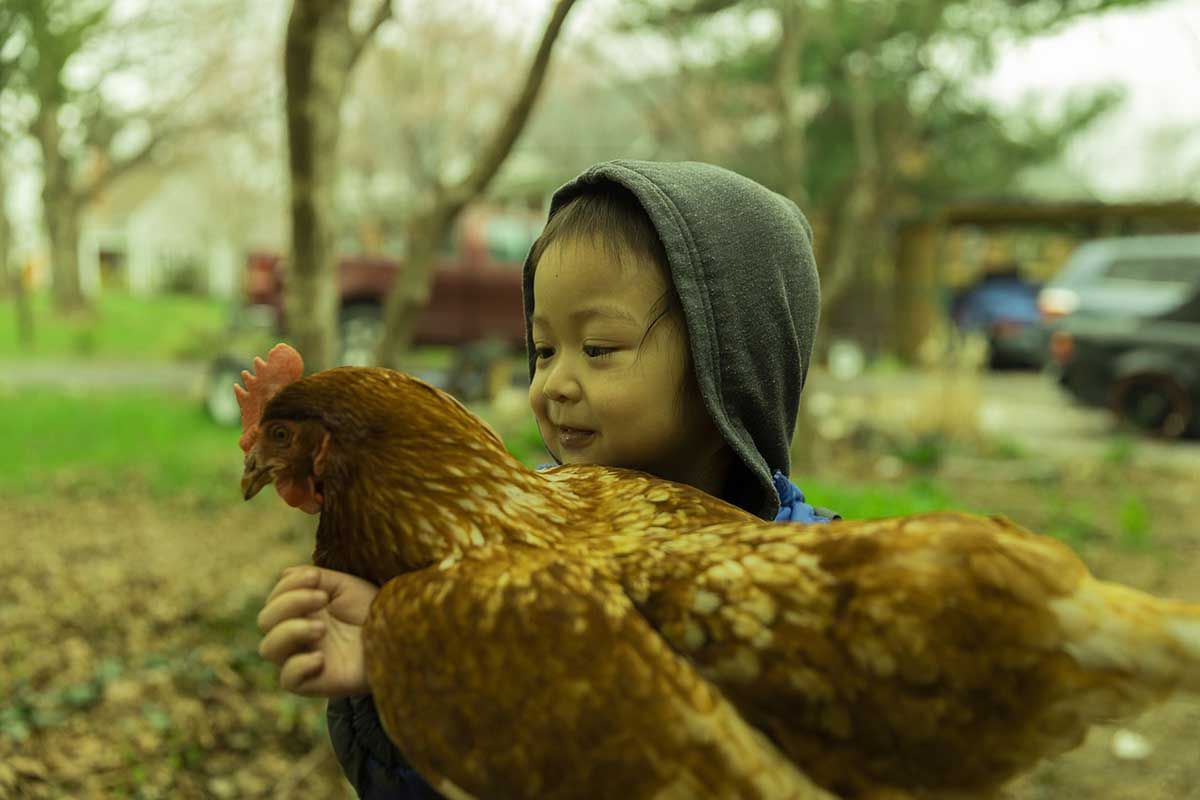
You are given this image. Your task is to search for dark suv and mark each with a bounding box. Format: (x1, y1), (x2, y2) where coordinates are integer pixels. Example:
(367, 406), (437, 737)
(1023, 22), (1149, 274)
(1041, 234), (1200, 438)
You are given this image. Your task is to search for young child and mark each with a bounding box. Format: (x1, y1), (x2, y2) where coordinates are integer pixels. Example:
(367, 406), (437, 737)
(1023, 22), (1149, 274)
(256, 160), (838, 798)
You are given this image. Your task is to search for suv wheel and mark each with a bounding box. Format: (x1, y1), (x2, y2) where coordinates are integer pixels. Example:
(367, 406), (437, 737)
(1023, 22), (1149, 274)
(1109, 373), (1193, 439)
(340, 304), (384, 366)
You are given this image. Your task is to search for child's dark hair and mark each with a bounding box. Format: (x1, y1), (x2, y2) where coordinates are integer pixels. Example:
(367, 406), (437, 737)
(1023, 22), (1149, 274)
(528, 183), (683, 362)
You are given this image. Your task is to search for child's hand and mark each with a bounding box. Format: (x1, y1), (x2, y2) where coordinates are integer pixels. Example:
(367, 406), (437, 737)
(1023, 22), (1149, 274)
(257, 565), (378, 698)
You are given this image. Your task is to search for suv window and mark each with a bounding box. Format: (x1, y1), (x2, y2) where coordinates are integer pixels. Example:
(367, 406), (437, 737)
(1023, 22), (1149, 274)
(1102, 257), (1200, 285)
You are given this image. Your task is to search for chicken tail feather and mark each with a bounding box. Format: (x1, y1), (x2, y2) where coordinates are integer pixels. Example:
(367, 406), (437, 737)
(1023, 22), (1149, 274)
(1052, 579), (1200, 695)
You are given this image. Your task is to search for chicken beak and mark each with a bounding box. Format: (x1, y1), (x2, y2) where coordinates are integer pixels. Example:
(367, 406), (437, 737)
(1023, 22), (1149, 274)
(241, 453), (276, 500)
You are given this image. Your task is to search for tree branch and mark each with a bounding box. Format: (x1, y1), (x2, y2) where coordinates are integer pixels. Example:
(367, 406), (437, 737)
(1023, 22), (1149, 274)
(78, 103), (255, 205)
(348, 0), (394, 72)
(448, 0), (580, 209)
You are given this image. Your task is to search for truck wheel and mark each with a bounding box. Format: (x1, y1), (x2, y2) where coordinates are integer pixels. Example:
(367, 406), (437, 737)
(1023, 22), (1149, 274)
(340, 304), (383, 366)
(1109, 373), (1193, 439)
(205, 356), (246, 427)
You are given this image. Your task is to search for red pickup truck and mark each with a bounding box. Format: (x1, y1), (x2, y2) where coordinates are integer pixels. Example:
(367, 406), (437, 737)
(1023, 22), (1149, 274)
(245, 205), (538, 364)
(205, 206), (540, 424)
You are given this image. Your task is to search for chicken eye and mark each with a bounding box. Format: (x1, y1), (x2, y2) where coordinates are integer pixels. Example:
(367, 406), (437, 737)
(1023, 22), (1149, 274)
(270, 425), (290, 444)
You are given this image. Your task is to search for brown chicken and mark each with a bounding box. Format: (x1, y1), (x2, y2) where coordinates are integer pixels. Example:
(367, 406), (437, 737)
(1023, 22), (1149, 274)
(238, 343), (1200, 800)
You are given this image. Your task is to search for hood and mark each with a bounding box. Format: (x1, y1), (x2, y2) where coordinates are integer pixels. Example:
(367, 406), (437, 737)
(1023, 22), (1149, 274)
(522, 160), (821, 520)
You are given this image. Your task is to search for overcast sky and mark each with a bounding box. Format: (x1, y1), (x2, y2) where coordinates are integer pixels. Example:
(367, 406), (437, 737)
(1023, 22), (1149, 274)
(8, 0), (1199, 251)
(974, 0), (1200, 198)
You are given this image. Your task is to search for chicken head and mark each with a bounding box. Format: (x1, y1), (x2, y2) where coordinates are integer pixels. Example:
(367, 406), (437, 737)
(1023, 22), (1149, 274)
(236, 343), (329, 514)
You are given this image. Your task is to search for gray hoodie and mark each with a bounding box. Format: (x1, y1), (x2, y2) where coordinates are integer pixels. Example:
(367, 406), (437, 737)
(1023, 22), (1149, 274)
(522, 160), (821, 521)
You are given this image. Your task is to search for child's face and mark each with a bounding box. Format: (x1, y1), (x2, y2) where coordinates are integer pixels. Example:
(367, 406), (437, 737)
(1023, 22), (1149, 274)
(529, 237), (728, 491)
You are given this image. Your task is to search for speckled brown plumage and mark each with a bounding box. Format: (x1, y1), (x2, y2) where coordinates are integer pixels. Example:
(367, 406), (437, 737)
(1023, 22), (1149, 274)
(238, 347), (1200, 800)
(366, 546), (836, 800)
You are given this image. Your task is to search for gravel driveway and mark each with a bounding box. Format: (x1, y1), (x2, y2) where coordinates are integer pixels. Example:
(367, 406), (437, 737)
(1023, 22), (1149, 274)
(810, 368), (1200, 475)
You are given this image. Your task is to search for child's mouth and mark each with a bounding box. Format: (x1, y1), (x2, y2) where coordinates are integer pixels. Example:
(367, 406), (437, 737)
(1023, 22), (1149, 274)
(558, 427), (595, 449)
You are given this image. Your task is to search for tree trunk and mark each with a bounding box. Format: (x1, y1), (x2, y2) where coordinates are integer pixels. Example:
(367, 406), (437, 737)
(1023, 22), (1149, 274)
(0, 156), (8, 300)
(283, 0), (392, 372)
(822, 62), (880, 303)
(35, 99), (86, 313)
(0, 157), (33, 348)
(815, 56), (883, 359)
(893, 220), (939, 363)
(283, 0), (355, 373)
(374, 0), (581, 370)
(379, 201), (459, 368)
(772, 0), (808, 208)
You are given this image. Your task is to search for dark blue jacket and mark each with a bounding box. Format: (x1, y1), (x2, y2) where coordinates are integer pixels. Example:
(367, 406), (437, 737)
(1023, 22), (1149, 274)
(327, 471), (835, 799)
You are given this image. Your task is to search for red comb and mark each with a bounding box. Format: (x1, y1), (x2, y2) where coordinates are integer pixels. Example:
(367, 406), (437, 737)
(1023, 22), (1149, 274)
(234, 343), (305, 453)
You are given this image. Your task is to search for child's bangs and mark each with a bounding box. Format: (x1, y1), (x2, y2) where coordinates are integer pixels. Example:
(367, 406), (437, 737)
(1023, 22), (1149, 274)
(529, 184), (669, 280)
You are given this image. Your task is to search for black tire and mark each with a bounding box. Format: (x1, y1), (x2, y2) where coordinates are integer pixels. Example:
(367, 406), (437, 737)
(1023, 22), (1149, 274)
(205, 357), (247, 427)
(339, 304), (384, 366)
(447, 339), (513, 402)
(1109, 373), (1194, 439)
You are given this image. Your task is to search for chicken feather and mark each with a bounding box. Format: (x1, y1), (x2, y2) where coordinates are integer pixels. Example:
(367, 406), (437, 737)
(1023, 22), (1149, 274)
(237, 345), (1200, 800)
(367, 546), (837, 800)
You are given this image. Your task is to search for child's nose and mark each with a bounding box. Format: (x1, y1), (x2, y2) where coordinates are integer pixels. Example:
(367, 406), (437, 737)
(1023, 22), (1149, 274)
(540, 360), (582, 402)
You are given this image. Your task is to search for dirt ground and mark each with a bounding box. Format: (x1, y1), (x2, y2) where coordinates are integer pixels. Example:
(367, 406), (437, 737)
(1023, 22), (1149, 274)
(1, 440), (1198, 798)
(809, 368), (1200, 798)
(939, 467), (1200, 800)
(0, 496), (351, 799)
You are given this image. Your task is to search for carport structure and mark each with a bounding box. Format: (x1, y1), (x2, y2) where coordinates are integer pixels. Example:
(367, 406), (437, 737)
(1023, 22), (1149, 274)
(892, 200), (1200, 362)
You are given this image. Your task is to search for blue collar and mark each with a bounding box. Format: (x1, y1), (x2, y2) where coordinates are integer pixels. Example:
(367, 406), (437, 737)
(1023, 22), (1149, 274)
(772, 469), (835, 523)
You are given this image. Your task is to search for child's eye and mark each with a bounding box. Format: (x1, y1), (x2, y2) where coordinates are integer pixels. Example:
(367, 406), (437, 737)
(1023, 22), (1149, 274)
(584, 345), (615, 359)
(534, 346), (554, 360)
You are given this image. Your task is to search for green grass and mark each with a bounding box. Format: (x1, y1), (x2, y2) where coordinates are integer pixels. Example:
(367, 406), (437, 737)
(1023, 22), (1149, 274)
(0, 385), (965, 519)
(793, 475), (957, 519)
(0, 290), (229, 361)
(0, 388), (240, 503)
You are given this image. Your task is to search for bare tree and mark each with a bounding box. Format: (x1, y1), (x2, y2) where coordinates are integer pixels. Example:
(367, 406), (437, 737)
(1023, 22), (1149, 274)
(10, 0), (267, 313)
(0, 152), (33, 348)
(15, 1), (108, 312)
(338, 2), (536, 235)
(0, 6), (32, 345)
(373, 0), (582, 369)
(284, 0), (392, 372)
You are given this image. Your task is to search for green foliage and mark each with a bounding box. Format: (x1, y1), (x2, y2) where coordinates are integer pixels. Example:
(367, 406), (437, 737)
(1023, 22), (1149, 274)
(1044, 497), (1104, 548)
(982, 435), (1028, 460)
(791, 474), (955, 519)
(2, 656), (123, 739)
(623, 0), (1153, 210)
(890, 432), (948, 471)
(0, 389), (238, 503)
(1118, 492), (1151, 550)
(1102, 434), (1137, 467)
(505, 414), (553, 467)
(3, 0), (112, 104)
(0, 290), (228, 360)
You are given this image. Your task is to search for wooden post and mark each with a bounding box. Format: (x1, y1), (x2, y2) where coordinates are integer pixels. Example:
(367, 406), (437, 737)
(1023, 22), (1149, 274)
(893, 220), (939, 363)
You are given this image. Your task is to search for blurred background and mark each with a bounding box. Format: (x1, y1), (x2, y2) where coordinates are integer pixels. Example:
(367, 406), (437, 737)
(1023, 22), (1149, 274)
(1, 0), (1198, 797)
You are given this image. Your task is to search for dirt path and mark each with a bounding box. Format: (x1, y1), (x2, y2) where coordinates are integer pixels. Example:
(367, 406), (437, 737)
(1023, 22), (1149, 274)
(0, 360), (207, 394)
(810, 367), (1200, 475)
(0, 497), (350, 799)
